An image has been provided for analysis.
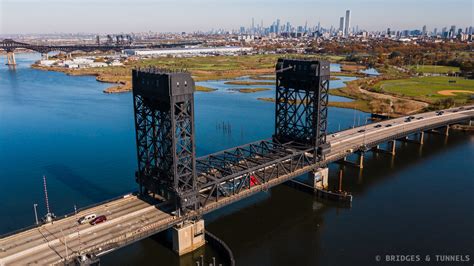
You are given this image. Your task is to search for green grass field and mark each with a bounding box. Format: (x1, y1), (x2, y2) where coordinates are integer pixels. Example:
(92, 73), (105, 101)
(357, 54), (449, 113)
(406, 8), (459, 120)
(374, 76), (474, 102)
(408, 65), (460, 74)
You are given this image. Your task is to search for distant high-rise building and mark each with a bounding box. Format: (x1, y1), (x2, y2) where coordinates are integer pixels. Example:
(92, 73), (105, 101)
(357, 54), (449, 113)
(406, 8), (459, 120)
(252, 18), (255, 32)
(433, 28), (438, 36)
(339, 17), (344, 32)
(449, 25), (456, 38)
(276, 19), (281, 34)
(387, 28), (391, 35)
(422, 25), (427, 35)
(344, 10), (351, 37)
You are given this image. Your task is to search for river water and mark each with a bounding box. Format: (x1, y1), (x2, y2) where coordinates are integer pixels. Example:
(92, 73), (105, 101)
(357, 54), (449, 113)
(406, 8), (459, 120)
(0, 54), (473, 265)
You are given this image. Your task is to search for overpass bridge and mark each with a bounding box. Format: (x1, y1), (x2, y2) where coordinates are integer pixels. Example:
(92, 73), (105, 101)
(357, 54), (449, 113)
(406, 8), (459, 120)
(0, 39), (202, 65)
(0, 59), (473, 265)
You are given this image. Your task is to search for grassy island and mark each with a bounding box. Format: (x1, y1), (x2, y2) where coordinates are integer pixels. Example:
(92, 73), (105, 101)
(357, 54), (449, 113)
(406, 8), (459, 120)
(230, 88), (270, 93)
(224, 81), (275, 86)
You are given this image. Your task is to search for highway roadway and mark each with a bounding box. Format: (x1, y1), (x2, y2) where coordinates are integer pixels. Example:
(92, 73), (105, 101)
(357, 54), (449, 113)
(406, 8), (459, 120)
(0, 196), (177, 265)
(324, 105), (474, 162)
(0, 105), (473, 265)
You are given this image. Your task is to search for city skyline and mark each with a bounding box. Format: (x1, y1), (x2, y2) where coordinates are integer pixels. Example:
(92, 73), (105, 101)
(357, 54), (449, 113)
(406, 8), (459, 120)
(0, 0), (473, 34)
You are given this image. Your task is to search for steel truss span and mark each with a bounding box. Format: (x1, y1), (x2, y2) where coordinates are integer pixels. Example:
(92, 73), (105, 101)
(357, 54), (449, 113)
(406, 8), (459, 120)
(195, 139), (315, 208)
(0, 39), (202, 54)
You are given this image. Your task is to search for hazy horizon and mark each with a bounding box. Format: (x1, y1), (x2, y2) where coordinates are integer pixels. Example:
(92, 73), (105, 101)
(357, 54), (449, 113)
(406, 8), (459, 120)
(0, 0), (473, 34)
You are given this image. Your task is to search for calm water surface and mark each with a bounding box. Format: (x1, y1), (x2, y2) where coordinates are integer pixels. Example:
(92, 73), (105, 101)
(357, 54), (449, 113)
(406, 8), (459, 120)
(0, 54), (472, 265)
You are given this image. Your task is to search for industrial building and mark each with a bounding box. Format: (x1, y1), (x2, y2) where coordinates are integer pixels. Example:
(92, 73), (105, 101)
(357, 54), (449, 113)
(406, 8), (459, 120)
(124, 46), (253, 57)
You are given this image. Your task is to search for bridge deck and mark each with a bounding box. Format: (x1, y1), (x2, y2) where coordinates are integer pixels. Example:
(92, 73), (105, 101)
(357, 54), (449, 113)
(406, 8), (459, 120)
(1, 106), (473, 265)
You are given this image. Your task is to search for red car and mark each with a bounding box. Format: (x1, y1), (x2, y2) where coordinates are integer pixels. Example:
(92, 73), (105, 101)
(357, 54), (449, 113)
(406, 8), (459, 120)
(90, 215), (107, 225)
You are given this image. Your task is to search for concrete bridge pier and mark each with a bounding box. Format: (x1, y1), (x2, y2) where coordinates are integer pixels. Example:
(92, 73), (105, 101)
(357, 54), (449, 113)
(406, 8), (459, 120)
(430, 125), (449, 136)
(6, 51), (16, 65)
(311, 167), (329, 190)
(400, 132), (424, 145)
(41, 53), (49, 60)
(172, 219), (206, 256)
(340, 152), (364, 169)
(372, 140), (396, 155)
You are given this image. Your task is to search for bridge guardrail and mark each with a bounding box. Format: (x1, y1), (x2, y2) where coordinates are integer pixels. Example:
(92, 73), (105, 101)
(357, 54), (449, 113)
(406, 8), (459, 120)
(0, 190), (137, 239)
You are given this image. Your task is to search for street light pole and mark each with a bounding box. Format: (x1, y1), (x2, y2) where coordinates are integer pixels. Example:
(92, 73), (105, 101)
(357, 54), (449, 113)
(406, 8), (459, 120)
(363, 117), (369, 145)
(33, 203), (39, 225)
(74, 204), (83, 255)
(61, 228), (68, 261)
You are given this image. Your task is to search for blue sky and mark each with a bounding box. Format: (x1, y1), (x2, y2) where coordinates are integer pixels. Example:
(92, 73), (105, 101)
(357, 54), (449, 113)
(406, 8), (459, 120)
(0, 0), (472, 34)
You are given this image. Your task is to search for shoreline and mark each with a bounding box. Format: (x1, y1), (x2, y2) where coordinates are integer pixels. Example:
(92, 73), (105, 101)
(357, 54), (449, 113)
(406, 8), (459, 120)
(30, 57), (468, 116)
(30, 63), (414, 115)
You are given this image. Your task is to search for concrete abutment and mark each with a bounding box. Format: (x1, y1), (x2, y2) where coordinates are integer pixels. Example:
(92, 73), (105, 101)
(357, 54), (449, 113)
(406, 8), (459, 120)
(171, 219), (206, 256)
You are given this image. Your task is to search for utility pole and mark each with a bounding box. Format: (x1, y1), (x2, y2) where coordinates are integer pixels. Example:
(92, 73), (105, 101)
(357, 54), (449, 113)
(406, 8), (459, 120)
(43, 175), (54, 223)
(74, 204), (83, 255)
(33, 203), (39, 225)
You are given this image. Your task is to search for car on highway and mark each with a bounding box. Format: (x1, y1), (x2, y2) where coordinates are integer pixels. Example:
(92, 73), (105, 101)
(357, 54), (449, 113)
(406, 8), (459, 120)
(357, 129), (366, 133)
(417, 117), (424, 120)
(90, 215), (107, 225)
(374, 124), (382, 128)
(78, 213), (96, 224)
(436, 111), (444, 116)
(385, 124), (392, 127)
(331, 133), (340, 137)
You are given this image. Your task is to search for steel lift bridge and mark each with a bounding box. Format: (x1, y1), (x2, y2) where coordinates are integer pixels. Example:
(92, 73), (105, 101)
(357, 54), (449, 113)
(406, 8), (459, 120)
(1, 59), (473, 264)
(132, 59), (331, 252)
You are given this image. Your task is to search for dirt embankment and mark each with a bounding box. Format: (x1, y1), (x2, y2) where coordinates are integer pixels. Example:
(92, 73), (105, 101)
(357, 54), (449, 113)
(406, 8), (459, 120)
(33, 64), (133, 93)
(329, 73), (429, 116)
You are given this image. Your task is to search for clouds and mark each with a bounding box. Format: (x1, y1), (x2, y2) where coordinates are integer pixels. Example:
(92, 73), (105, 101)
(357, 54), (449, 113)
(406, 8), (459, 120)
(0, 0), (472, 34)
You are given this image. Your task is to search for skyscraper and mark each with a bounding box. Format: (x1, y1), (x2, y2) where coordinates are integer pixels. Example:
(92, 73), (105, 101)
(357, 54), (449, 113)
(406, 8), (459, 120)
(339, 17), (344, 32)
(344, 10), (351, 37)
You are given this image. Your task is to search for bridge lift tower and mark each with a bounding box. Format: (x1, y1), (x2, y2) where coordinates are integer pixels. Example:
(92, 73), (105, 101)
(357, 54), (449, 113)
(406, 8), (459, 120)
(132, 68), (199, 213)
(274, 58), (331, 188)
(132, 68), (204, 255)
(274, 58), (330, 159)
